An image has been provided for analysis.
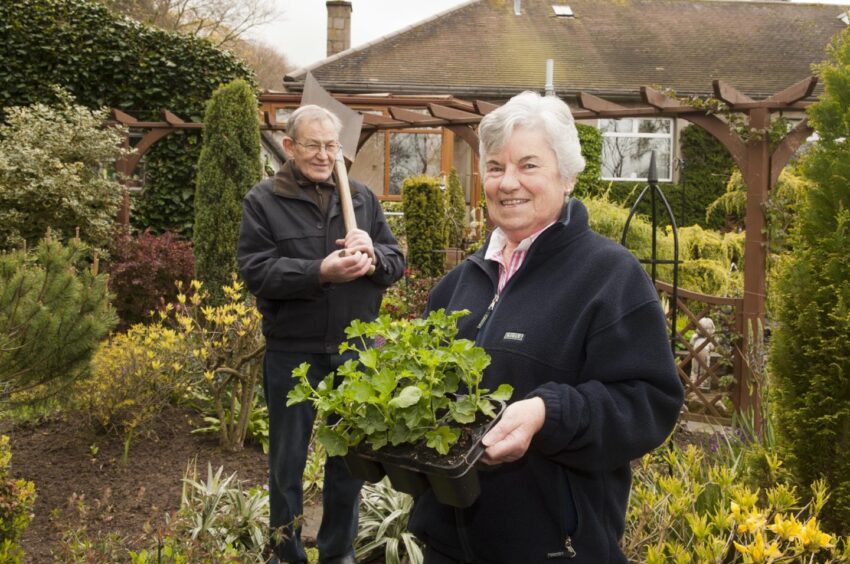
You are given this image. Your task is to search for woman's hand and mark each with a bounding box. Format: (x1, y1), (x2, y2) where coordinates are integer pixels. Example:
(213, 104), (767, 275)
(480, 397), (546, 464)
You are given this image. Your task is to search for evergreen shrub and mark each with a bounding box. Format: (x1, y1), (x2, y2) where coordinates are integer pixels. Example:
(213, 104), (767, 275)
(444, 168), (467, 249)
(0, 237), (116, 406)
(73, 324), (191, 445)
(575, 123), (602, 196)
(680, 125), (737, 230)
(402, 175), (446, 276)
(0, 91), (127, 254)
(108, 229), (195, 327)
(770, 27), (850, 534)
(0, 436), (36, 564)
(381, 200), (405, 253)
(193, 79), (261, 303)
(0, 0), (254, 235)
(583, 195), (743, 296)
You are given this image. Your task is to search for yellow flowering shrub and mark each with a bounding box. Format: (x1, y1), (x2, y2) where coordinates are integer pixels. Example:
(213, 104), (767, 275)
(163, 278), (264, 452)
(74, 323), (191, 441)
(625, 440), (850, 563)
(0, 435), (37, 563)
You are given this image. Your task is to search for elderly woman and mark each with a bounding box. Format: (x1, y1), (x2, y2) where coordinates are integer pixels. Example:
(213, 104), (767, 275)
(407, 91), (684, 563)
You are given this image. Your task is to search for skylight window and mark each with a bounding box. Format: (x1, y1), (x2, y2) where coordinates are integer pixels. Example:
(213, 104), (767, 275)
(839, 10), (850, 26)
(552, 5), (574, 18)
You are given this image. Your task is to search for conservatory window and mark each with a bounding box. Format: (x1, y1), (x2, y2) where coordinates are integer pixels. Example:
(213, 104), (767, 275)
(386, 130), (442, 197)
(599, 118), (673, 182)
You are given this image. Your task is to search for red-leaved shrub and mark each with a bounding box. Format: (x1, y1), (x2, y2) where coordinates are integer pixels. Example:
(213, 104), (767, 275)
(108, 229), (194, 327)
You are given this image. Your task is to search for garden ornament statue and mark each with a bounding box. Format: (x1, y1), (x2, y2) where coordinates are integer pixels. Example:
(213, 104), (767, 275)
(690, 316), (716, 391)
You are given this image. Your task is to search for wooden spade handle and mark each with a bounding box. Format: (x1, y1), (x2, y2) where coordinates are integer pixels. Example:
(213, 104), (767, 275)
(335, 153), (358, 234)
(335, 153), (375, 276)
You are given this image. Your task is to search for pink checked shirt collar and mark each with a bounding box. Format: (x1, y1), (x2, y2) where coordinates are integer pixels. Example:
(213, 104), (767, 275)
(484, 223), (555, 293)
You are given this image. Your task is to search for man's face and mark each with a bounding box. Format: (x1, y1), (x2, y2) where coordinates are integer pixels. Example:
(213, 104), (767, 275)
(283, 118), (340, 183)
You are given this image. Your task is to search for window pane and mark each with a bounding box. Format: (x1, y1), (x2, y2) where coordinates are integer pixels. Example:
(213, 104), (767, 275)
(389, 133), (441, 195)
(598, 118), (634, 133)
(637, 118), (671, 134)
(601, 137), (672, 181)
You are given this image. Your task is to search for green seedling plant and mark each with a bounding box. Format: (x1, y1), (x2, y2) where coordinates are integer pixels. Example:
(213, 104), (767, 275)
(287, 309), (513, 457)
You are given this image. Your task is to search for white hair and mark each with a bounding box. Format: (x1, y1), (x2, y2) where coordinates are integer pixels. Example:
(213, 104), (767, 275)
(478, 91), (585, 185)
(286, 104), (342, 141)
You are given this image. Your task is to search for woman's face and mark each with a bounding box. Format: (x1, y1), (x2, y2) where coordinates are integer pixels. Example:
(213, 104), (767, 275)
(483, 127), (573, 244)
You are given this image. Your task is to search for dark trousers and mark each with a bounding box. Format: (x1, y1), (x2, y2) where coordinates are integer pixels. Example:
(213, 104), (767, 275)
(263, 350), (363, 563)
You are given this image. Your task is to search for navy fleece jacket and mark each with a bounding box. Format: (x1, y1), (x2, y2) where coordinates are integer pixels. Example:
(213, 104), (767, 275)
(408, 198), (683, 563)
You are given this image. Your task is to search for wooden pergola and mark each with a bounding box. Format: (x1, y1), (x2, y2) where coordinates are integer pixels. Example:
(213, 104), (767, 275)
(113, 77), (818, 423)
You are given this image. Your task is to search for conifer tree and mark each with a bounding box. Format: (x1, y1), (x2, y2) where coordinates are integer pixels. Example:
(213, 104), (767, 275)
(770, 28), (850, 534)
(0, 236), (116, 406)
(193, 79), (261, 303)
(403, 175), (447, 276)
(445, 168), (468, 249)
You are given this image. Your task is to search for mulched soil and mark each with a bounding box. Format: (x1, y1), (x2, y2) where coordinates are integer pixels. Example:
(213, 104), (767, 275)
(1, 405), (272, 563)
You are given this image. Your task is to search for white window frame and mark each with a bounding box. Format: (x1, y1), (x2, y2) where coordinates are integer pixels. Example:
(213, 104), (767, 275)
(599, 117), (674, 182)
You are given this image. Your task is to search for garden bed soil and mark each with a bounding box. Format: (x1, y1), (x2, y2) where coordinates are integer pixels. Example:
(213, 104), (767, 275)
(0, 405), (281, 563)
(2, 403), (716, 563)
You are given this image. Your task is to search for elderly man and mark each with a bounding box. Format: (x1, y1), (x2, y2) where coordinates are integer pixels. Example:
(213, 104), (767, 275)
(237, 104), (405, 564)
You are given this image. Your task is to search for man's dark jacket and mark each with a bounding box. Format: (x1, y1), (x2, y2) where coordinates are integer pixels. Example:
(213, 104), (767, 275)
(237, 161), (405, 352)
(408, 198), (683, 563)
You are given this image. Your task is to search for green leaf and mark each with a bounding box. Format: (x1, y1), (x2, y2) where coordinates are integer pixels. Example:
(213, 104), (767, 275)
(477, 398), (496, 419)
(349, 380), (375, 403)
(425, 426), (460, 455)
(359, 405), (388, 435)
(285, 383), (312, 406)
(371, 368), (397, 397)
(489, 383), (514, 402)
(449, 397), (477, 424)
(359, 348), (378, 370)
(388, 386), (422, 409)
(317, 427), (349, 457)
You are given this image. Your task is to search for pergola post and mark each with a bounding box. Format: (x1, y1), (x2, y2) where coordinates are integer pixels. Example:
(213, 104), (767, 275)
(738, 106), (771, 423)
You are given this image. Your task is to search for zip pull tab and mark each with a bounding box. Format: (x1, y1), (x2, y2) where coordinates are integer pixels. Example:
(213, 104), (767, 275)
(564, 536), (576, 558)
(476, 292), (500, 330)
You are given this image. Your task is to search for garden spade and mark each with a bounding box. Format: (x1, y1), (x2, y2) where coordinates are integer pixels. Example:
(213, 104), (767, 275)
(300, 72), (363, 238)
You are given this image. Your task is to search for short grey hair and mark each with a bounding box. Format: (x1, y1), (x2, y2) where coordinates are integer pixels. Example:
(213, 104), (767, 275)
(286, 104), (342, 141)
(478, 91), (585, 185)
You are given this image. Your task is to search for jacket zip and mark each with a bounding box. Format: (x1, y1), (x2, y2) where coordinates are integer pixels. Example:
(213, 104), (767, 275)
(546, 537), (577, 559)
(475, 291), (499, 332)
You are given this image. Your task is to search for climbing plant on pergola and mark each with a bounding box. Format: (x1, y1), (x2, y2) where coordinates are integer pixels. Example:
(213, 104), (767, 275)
(113, 76), (817, 424)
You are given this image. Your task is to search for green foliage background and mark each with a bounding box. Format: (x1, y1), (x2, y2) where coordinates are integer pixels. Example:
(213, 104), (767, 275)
(444, 168), (467, 249)
(0, 92), (126, 254)
(0, 237), (116, 407)
(402, 176), (447, 276)
(770, 27), (850, 535)
(193, 79), (261, 302)
(575, 123), (603, 196)
(0, 0), (255, 235)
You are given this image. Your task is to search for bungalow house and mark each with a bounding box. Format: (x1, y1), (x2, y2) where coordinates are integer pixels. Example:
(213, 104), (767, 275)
(266, 0), (850, 205)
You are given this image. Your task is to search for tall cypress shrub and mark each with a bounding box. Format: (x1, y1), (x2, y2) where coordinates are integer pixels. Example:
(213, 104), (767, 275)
(770, 28), (850, 534)
(445, 168), (467, 249)
(403, 175), (446, 276)
(680, 125), (736, 230)
(575, 123), (602, 197)
(193, 79), (261, 302)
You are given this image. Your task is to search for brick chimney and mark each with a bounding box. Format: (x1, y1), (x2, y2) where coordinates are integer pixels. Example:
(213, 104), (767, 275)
(326, 1), (352, 57)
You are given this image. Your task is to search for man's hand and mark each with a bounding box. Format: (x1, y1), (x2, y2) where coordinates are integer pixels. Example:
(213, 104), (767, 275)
(319, 248), (373, 284)
(480, 397), (546, 465)
(336, 228), (376, 265)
